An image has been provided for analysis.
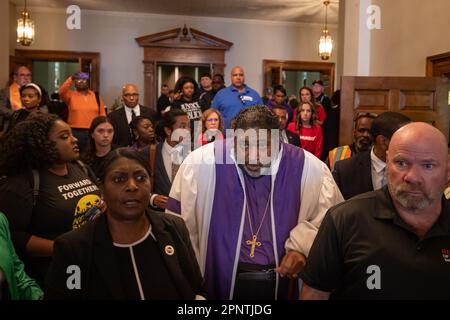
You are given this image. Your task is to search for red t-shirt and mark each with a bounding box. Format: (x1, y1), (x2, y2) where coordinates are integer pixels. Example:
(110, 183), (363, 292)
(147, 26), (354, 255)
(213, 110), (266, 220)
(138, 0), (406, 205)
(287, 123), (323, 158)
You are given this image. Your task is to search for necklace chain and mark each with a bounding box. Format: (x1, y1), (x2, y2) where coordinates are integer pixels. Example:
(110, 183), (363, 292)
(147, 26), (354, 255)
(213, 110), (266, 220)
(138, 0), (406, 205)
(247, 195), (271, 238)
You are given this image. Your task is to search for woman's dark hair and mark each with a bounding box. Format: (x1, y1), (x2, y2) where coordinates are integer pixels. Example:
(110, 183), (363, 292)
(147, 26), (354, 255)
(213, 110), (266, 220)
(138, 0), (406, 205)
(0, 112), (61, 175)
(81, 116), (113, 166)
(174, 76), (199, 100)
(273, 85), (287, 97)
(155, 109), (188, 140)
(331, 90), (340, 107)
(96, 148), (150, 184)
(289, 98), (299, 110)
(129, 115), (154, 144)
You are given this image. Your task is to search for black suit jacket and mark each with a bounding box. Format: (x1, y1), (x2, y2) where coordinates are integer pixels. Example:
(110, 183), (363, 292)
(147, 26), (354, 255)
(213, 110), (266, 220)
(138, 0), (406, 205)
(108, 105), (157, 147)
(153, 142), (172, 197)
(44, 209), (206, 300)
(332, 150), (373, 200)
(285, 130), (301, 147)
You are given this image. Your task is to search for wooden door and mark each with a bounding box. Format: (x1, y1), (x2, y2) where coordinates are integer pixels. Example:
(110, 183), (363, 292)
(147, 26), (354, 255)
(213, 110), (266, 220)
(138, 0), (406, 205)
(426, 52), (450, 77)
(340, 76), (450, 145)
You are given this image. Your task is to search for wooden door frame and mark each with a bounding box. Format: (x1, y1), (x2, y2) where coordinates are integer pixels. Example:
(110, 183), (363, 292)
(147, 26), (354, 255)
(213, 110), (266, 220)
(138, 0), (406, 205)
(426, 52), (450, 77)
(136, 27), (233, 107)
(13, 49), (101, 92)
(263, 59), (335, 97)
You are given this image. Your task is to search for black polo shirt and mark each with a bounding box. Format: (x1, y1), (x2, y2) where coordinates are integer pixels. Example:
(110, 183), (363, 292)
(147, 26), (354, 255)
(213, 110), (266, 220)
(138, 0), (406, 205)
(302, 187), (450, 300)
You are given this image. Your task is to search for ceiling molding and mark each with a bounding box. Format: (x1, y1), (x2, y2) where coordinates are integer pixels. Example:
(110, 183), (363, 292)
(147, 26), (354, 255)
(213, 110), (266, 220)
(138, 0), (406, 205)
(18, 6), (339, 29)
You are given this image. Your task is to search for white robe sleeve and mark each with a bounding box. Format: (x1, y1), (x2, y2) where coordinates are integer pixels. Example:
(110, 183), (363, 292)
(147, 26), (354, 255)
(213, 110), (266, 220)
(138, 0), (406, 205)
(284, 151), (344, 257)
(166, 143), (216, 273)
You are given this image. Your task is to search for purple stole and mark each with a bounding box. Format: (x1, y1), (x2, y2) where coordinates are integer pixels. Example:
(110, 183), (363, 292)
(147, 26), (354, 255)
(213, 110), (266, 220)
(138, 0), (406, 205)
(205, 140), (305, 299)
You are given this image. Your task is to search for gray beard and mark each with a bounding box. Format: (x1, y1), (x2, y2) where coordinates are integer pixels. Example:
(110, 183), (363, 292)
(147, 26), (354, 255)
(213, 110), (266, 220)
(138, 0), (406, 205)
(239, 164), (272, 178)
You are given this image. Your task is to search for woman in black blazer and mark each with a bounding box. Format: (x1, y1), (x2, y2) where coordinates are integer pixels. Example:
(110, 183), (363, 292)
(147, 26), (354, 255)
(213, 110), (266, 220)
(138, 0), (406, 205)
(44, 148), (206, 300)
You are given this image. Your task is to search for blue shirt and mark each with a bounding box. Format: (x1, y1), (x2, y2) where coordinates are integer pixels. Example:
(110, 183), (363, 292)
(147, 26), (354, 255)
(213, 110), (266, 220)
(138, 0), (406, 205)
(212, 85), (263, 129)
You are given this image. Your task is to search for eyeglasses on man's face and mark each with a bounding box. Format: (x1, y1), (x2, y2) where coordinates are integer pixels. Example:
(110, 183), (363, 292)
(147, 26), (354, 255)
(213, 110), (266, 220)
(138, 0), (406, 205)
(123, 93), (139, 98)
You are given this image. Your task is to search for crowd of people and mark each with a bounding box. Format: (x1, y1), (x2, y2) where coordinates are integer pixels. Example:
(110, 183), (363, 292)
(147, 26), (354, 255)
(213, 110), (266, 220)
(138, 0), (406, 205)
(0, 64), (449, 300)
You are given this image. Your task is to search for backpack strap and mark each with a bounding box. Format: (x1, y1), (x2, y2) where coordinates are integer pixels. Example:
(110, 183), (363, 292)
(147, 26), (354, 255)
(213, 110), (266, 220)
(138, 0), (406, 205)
(76, 159), (98, 184)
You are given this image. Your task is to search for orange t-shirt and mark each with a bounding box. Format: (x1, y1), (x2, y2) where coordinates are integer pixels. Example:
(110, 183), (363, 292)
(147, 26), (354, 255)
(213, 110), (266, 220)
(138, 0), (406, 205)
(59, 77), (106, 129)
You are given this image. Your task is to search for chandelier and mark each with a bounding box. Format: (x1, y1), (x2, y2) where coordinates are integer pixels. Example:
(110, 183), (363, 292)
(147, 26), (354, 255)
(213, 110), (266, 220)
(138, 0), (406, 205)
(319, 0), (333, 60)
(17, 0), (35, 46)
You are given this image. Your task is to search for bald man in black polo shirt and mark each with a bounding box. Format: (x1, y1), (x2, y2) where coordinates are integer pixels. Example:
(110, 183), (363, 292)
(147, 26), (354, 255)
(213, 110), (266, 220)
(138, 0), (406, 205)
(301, 122), (450, 300)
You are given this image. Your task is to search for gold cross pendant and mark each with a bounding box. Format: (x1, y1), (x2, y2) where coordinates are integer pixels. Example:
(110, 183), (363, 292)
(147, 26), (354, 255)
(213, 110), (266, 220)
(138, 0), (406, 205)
(246, 234), (262, 258)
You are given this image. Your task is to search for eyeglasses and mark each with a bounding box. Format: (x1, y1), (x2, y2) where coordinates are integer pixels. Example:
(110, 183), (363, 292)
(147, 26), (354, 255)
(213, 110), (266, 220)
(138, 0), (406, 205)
(123, 93), (139, 98)
(18, 73), (32, 77)
(206, 118), (219, 123)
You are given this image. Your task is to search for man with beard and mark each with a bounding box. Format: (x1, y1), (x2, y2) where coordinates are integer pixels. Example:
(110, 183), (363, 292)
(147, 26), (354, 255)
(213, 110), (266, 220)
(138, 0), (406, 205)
(326, 112), (377, 171)
(301, 122), (450, 300)
(166, 105), (343, 299)
(333, 112), (410, 200)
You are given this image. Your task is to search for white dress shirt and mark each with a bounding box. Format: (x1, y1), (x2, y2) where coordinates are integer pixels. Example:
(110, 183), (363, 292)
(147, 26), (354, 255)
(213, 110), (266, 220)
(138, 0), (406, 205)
(124, 105), (141, 124)
(162, 140), (175, 182)
(371, 147), (387, 190)
(281, 130), (289, 144)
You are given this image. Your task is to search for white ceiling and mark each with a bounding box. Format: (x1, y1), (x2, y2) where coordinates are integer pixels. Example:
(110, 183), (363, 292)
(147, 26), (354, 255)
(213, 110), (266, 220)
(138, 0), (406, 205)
(11, 0), (340, 24)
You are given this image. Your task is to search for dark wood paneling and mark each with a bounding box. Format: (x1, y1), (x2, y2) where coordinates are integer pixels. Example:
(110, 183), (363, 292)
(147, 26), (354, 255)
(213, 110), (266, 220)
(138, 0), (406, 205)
(341, 76), (450, 145)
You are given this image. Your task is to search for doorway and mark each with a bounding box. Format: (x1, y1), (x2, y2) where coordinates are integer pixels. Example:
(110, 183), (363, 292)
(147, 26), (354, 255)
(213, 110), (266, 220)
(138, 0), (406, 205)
(32, 61), (78, 97)
(157, 64), (211, 96)
(263, 59), (335, 98)
(11, 50), (101, 94)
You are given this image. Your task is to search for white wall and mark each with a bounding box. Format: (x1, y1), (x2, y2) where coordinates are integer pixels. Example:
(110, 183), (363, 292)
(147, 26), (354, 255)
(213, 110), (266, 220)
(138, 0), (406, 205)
(370, 0), (450, 76)
(11, 8), (337, 106)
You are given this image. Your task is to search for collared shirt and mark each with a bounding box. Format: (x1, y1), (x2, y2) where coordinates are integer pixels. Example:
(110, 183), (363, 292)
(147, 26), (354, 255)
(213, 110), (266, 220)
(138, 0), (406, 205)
(162, 140), (175, 182)
(211, 85), (263, 129)
(124, 105), (141, 124)
(302, 188), (450, 299)
(370, 147), (386, 190)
